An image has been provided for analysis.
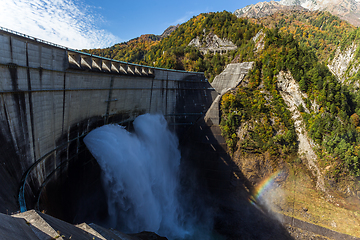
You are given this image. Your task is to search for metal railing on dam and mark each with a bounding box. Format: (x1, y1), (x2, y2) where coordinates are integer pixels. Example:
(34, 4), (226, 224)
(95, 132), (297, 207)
(0, 26), (216, 218)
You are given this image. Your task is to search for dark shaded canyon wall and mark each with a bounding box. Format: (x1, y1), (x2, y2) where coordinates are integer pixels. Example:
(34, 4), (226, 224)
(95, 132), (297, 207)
(0, 29), (214, 214)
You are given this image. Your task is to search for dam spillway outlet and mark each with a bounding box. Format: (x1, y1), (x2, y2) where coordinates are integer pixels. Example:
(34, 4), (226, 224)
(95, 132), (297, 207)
(83, 114), (213, 239)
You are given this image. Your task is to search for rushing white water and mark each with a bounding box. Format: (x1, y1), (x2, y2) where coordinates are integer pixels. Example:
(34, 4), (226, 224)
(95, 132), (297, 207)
(83, 114), (190, 239)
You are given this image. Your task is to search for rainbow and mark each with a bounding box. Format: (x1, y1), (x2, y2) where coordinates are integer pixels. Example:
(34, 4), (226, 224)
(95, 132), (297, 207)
(248, 170), (283, 205)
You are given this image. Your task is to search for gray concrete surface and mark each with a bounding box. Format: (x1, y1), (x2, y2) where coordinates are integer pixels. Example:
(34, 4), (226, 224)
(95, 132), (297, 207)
(0, 211), (39, 240)
(205, 62), (254, 127)
(5, 210), (148, 239)
(13, 210), (63, 240)
(211, 62), (254, 94)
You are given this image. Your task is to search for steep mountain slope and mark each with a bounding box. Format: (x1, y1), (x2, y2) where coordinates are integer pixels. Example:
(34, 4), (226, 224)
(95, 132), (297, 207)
(252, 10), (355, 62)
(220, 27), (360, 236)
(246, 4), (360, 93)
(86, 10), (360, 237)
(223, 26), (360, 176)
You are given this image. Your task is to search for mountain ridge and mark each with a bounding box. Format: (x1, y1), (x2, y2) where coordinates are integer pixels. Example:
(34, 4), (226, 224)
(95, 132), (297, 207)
(234, 1), (307, 19)
(235, 0), (360, 26)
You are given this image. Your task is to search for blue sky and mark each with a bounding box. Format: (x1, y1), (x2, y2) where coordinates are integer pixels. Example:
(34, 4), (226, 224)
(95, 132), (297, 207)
(0, 0), (261, 49)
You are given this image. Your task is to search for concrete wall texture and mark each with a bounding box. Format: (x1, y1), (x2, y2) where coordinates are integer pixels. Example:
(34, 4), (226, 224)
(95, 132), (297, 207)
(0, 28), (214, 215)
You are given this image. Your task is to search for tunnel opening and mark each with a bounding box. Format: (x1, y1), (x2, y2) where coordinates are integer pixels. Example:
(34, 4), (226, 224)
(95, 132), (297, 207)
(36, 139), (108, 225)
(30, 114), (138, 226)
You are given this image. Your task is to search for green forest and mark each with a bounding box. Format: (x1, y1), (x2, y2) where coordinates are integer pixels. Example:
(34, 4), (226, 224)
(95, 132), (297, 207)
(221, 27), (360, 180)
(253, 11), (355, 62)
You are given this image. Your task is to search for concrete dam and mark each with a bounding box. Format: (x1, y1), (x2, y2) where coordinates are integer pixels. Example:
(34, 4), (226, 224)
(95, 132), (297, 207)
(0, 27), (216, 223)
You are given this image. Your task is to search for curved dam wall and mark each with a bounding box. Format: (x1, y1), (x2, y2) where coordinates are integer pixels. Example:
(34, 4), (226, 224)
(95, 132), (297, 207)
(0, 28), (215, 218)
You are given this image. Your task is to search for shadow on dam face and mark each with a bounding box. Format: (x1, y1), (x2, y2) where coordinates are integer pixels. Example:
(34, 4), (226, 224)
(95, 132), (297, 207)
(34, 115), (293, 240)
(179, 118), (293, 239)
(36, 119), (109, 225)
(37, 145), (109, 224)
(35, 113), (141, 226)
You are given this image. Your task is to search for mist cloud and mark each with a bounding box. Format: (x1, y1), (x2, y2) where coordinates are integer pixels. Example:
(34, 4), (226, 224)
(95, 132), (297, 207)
(0, 0), (119, 49)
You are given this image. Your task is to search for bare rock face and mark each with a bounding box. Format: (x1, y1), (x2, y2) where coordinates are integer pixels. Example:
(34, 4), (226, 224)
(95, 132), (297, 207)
(328, 42), (359, 83)
(160, 25), (179, 39)
(276, 71), (325, 192)
(234, 1), (306, 19)
(277, 71), (310, 113)
(252, 29), (266, 53)
(279, 0), (360, 26)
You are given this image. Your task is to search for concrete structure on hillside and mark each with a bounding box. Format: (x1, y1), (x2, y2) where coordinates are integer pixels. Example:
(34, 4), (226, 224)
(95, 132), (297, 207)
(188, 33), (237, 55)
(205, 62), (254, 126)
(0, 27), (215, 221)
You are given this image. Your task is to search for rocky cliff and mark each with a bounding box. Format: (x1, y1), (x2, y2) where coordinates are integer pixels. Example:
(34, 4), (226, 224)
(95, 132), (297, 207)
(235, 0), (360, 27)
(328, 42), (360, 88)
(160, 25), (179, 39)
(234, 1), (306, 19)
(276, 71), (325, 191)
(279, 0), (360, 26)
